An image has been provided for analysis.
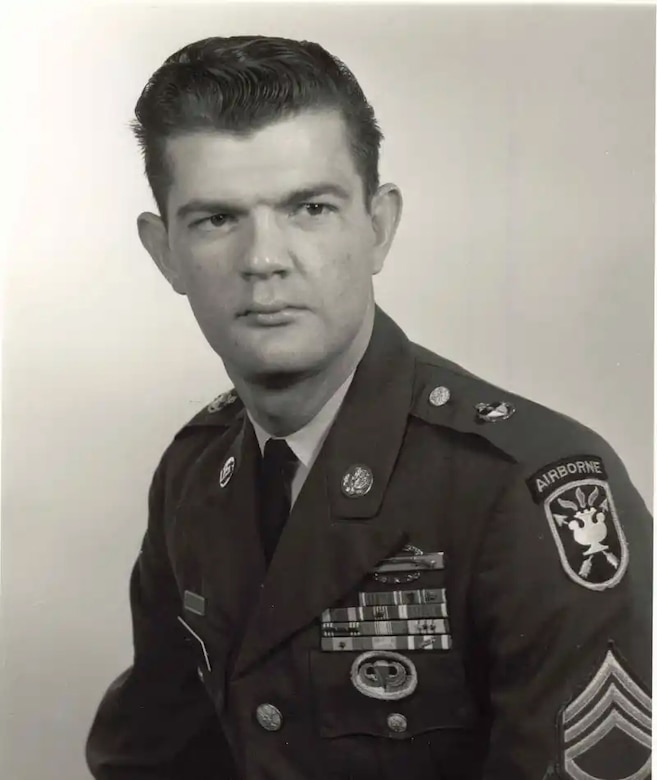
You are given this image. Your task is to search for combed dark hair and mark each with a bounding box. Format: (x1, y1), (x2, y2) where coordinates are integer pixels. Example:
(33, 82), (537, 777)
(132, 35), (384, 220)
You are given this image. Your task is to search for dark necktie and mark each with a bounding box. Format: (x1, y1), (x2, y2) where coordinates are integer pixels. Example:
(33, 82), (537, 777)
(258, 438), (298, 564)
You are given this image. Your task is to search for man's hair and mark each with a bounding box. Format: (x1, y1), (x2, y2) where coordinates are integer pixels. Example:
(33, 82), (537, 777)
(132, 35), (384, 221)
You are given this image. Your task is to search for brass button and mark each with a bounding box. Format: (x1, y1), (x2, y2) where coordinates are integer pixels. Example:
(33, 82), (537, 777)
(429, 386), (451, 407)
(255, 703), (283, 732)
(387, 712), (408, 733)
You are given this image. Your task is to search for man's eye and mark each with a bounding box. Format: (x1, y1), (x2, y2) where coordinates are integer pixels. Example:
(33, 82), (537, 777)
(297, 203), (334, 217)
(208, 214), (232, 227)
(195, 214), (234, 229)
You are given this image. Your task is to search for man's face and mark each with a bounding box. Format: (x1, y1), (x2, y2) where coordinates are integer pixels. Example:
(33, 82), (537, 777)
(148, 110), (397, 383)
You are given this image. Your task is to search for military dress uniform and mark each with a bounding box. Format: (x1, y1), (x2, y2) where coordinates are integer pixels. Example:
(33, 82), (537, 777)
(86, 308), (652, 780)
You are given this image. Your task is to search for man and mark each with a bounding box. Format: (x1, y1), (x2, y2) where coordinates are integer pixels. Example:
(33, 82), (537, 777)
(86, 35), (652, 780)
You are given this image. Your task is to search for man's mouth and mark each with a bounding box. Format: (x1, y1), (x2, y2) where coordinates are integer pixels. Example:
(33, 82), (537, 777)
(241, 304), (302, 325)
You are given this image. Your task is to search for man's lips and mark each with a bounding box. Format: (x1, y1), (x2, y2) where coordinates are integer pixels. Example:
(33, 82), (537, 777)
(239, 304), (304, 325)
(241, 303), (298, 315)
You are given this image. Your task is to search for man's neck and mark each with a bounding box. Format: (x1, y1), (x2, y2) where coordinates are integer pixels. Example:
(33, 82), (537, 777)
(229, 308), (374, 437)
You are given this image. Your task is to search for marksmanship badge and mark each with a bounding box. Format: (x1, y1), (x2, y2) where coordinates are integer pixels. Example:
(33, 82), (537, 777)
(527, 456), (628, 591)
(560, 646), (651, 780)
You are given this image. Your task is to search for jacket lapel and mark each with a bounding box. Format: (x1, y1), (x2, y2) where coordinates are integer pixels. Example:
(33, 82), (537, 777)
(177, 414), (266, 644)
(233, 309), (416, 677)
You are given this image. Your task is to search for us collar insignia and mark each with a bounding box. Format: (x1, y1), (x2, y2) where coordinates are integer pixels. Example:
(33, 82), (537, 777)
(219, 455), (236, 488)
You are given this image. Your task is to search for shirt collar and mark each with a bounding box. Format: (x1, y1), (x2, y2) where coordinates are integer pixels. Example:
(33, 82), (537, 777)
(248, 371), (355, 469)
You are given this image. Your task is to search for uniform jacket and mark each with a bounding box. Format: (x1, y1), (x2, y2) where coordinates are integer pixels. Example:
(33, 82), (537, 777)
(86, 308), (652, 780)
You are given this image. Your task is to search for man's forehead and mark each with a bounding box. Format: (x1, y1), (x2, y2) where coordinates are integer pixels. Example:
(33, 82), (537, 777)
(167, 110), (352, 169)
(165, 111), (359, 207)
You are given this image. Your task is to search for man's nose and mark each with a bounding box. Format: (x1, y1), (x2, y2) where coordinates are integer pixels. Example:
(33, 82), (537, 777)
(238, 213), (292, 278)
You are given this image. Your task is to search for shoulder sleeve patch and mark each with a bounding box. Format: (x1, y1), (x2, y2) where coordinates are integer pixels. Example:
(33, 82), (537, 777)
(527, 456), (608, 504)
(528, 455), (628, 591)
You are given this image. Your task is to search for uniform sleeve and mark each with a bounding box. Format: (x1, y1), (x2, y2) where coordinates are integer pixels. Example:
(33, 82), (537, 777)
(85, 453), (237, 780)
(470, 441), (652, 779)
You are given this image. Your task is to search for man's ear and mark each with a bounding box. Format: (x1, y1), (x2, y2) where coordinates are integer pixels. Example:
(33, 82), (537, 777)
(369, 183), (403, 275)
(137, 212), (186, 295)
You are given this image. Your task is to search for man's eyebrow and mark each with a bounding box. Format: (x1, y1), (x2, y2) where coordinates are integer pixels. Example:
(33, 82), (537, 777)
(281, 184), (351, 204)
(176, 184), (350, 221)
(176, 199), (245, 220)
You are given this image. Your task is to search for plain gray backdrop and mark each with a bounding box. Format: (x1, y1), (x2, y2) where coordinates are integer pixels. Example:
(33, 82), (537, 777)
(1, 3), (654, 779)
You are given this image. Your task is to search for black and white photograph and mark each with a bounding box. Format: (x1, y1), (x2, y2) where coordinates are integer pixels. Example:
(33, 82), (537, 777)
(1, 2), (654, 779)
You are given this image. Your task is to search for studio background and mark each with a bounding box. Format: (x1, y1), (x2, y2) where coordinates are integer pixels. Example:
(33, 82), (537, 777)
(1, 3), (654, 780)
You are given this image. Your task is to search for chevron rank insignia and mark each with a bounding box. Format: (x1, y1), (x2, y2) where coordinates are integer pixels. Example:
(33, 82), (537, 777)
(528, 456), (628, 591)
(560, 647), (652, 780)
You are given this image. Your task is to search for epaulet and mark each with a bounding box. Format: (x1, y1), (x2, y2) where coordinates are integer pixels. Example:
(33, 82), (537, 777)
(173, 388), (244, 440)
(410, 346), (611, 474)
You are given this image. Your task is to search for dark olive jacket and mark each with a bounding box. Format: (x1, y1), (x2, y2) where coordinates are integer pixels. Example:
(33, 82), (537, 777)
(86, 308), (652, 780)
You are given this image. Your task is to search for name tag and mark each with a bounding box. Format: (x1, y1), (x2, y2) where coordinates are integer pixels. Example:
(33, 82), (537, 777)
(183, 590), (206, 616)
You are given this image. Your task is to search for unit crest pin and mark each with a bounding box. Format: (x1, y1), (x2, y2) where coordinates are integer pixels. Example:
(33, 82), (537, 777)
(475, 401), (516, 423)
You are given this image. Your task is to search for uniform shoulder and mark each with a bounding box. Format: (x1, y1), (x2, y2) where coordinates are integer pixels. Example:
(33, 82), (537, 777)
(410, 342), (615, 475)
(155, 388), (244, 491)
(172, 388), (244, 441)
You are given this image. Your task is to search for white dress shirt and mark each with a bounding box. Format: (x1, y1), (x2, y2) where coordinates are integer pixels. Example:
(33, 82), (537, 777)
(248, 373), (355, 508)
